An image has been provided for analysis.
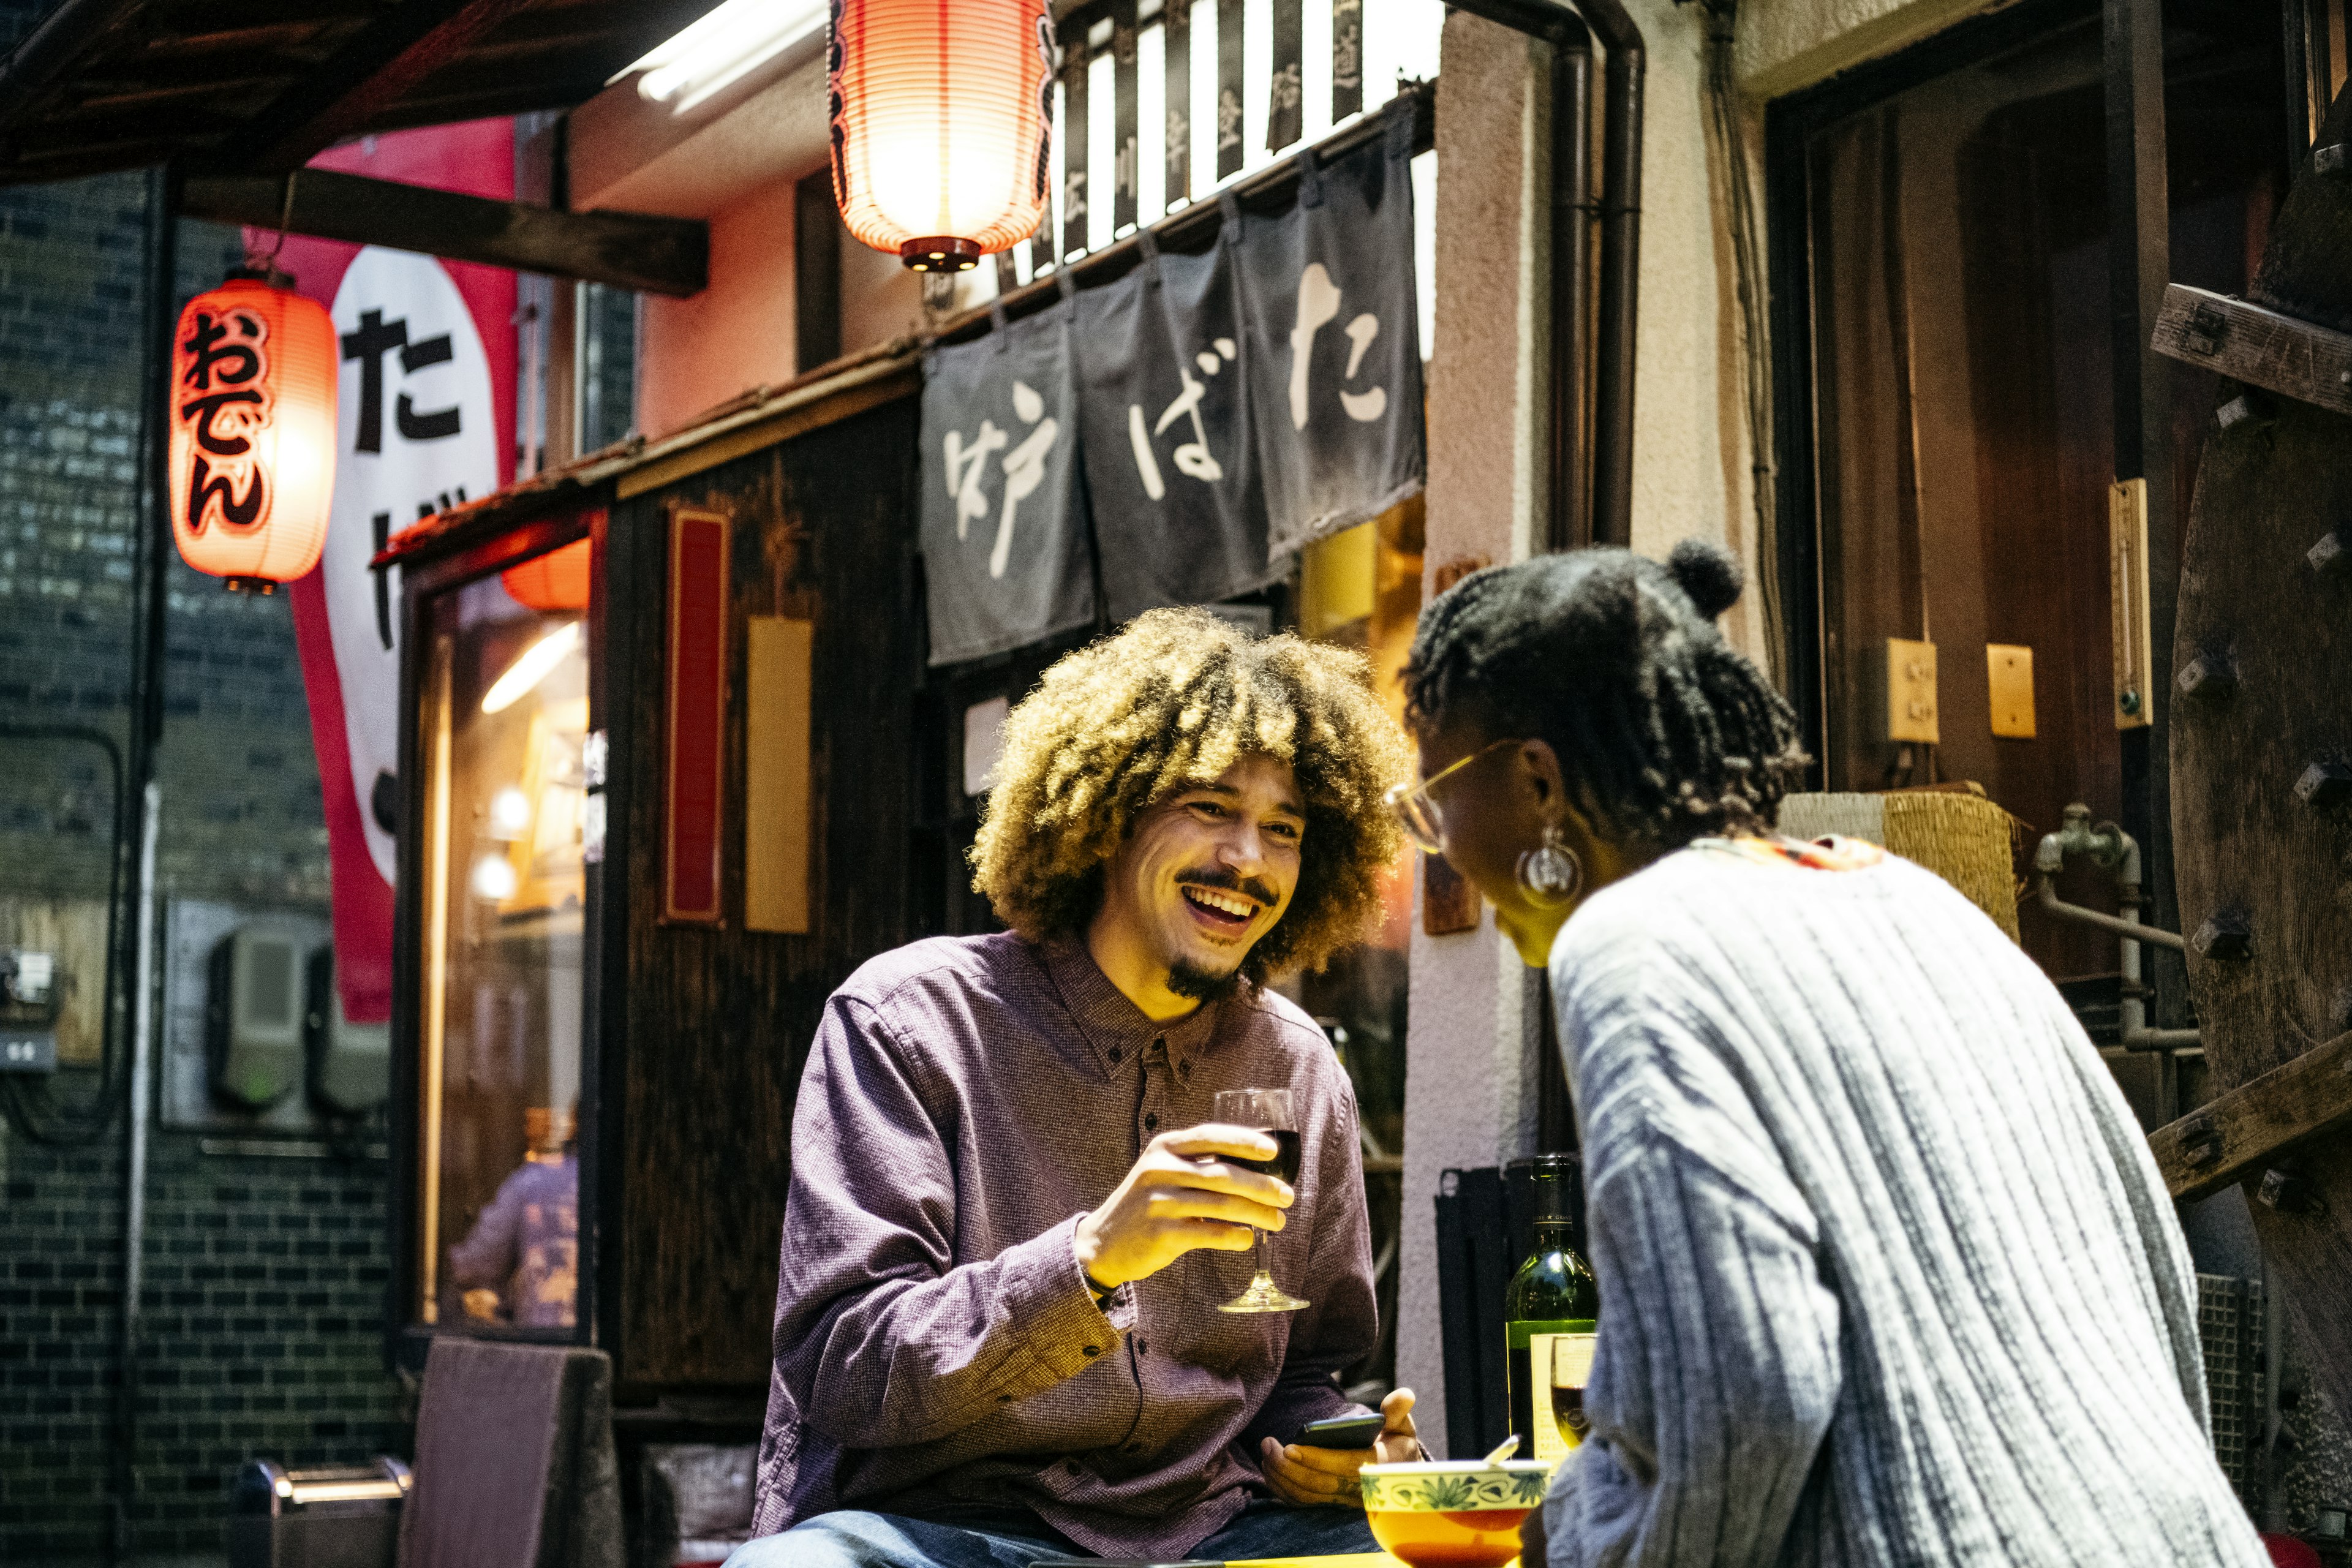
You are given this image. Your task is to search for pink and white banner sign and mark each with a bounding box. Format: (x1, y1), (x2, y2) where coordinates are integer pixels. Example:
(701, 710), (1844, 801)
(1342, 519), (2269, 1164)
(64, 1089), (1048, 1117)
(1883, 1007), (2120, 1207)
(263, 119), (518, 1025)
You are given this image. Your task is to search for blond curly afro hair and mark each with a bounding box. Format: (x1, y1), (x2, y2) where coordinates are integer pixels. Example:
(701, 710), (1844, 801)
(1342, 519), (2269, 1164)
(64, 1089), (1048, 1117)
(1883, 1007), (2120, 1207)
(973, 608), (1414, 982)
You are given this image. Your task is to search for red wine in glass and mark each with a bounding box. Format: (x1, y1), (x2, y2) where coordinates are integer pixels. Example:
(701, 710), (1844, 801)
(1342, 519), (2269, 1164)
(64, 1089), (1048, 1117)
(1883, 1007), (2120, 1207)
(1213, 1088), (1307, 1313)
(1229, 1129), (1302, 1187)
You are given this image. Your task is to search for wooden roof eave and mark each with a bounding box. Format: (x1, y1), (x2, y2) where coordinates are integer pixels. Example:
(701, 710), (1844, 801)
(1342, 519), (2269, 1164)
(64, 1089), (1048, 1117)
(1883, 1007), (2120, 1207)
(375, 341), (925, 571)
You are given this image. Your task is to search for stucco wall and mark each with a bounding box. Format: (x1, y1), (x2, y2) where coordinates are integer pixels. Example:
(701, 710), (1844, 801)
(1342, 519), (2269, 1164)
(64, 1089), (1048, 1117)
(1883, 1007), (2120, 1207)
(1398, 12), (1550, 1460)
(1737, 0), (2006, 98)
(638, 176), (804, 439)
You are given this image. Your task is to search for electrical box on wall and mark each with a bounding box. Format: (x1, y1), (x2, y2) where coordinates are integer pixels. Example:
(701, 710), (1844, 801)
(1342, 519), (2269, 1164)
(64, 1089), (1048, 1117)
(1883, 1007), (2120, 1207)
(306, 946), (390, 1115)
(1, 948), (59, 1074)
(208, 929), (306, 1107)
(1986, 644), (2038, 739)
(1886, 638), (1940, 744)
(164, 900), (355, 1134)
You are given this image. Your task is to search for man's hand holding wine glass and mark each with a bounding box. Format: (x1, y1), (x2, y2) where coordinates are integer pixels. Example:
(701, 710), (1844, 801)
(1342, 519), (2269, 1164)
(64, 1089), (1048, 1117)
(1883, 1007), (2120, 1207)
(1071, 1123), (1294, 1290)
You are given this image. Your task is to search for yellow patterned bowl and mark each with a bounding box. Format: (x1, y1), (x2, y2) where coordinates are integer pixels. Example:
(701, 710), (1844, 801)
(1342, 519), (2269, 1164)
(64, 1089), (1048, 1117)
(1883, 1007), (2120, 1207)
(1359, 1459), (1550, 1568)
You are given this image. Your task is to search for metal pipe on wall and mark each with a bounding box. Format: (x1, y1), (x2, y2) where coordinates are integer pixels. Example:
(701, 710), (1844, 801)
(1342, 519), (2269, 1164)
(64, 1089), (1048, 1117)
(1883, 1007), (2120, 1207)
(1580, 0), (1645, 548)
(1445, 0), (1645, 551)
(111, 159), (178, 1568)
(1548, 17), (1593, 551)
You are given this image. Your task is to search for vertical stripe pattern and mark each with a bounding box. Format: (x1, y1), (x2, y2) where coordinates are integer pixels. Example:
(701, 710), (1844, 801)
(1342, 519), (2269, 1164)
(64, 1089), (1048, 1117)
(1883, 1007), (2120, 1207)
(1539, 849), (2267, 1567)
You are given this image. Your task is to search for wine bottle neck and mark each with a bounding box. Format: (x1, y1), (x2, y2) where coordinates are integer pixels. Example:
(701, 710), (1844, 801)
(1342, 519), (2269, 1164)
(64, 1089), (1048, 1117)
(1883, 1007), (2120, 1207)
(1534, 1219), (1575, 1246)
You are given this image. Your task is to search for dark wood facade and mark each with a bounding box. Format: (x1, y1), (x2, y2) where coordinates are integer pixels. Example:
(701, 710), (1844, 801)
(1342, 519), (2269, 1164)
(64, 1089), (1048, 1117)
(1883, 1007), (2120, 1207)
(386, 365), (927, 1399)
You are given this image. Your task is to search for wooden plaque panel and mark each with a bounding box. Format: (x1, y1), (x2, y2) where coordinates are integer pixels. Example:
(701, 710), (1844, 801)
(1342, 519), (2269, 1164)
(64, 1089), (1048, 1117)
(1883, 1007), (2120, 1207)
(663, 506), (729, 924)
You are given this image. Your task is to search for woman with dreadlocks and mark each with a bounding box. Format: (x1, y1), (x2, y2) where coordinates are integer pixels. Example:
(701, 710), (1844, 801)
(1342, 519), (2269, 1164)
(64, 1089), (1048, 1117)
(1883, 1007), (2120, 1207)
(1394, 543), (2261, 1568)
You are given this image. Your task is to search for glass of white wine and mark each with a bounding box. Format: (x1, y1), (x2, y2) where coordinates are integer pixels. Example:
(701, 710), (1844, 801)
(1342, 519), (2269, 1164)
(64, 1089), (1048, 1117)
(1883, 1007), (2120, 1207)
(1550, 1332), (1597, 1450)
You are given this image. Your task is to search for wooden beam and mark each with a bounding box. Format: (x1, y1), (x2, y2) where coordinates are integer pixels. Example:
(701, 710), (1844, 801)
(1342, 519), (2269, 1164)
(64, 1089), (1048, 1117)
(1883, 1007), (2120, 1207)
(232, 0), (538, 170)
(2152, 281), (2352, 417)
(228, 0), (715, 171)
(0, 0), (150, 135)
(2151, 1030), (2352, 1202)
(179, 168), (708, 296)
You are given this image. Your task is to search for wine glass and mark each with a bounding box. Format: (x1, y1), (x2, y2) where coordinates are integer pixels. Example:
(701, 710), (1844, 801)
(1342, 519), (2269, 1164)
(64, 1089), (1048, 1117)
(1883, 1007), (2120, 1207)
(1550, 1331), (1597, 1450)
(1212, 1087), (1308, 1314)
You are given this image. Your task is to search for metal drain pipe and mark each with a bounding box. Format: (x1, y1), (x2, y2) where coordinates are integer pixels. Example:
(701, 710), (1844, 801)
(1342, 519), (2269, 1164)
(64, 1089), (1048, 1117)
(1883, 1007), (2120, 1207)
(1449, 0), (1645, 551)
(2033, 805), (2199, 1053)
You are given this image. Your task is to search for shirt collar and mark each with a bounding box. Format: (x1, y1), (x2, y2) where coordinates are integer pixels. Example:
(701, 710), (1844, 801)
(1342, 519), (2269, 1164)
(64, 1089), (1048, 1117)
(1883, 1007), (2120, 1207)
(1038, 935), (1229, 1080)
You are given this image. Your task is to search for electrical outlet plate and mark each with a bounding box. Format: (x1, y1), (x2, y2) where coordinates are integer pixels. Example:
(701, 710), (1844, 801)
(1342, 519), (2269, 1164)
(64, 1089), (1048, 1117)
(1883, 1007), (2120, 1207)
(1887, 637), (1940, 744)
(2111, 478), (2154, 730)
(1987, 644), (2037, 738)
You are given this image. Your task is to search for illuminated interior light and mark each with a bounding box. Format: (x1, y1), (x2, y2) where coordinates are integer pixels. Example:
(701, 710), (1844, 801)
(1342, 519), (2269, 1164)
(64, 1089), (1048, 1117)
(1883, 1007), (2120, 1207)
(480, 621), (581, 716)
(470, 854), (519, 902)
(488, 786), (532, 840)
(623, 0), (829, 115)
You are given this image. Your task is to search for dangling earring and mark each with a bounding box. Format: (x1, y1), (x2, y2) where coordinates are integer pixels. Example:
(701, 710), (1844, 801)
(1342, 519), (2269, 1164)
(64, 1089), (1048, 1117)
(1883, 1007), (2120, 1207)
(1516, 825), (1584, 907)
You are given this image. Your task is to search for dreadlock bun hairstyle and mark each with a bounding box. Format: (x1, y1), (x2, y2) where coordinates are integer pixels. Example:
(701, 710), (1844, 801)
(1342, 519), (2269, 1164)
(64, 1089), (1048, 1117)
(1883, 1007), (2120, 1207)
(1404, 542), (1809, 847)
(1667, 537), (1744, 620)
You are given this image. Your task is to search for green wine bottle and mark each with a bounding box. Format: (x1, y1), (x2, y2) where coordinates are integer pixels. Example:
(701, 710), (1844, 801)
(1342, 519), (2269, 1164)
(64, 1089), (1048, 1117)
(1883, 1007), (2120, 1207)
(1504, 1153), (1599, 1464)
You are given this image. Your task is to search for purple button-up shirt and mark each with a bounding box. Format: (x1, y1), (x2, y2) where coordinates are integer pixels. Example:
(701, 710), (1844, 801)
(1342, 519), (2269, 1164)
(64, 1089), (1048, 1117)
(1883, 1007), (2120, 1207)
(751, 933), (1377, 1555)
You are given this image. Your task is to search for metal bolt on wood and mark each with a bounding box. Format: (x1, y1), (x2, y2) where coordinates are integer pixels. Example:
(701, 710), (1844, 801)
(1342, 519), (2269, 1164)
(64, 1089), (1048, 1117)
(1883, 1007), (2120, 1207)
(2259, 1167), (2320, 1213)
(2312, 527), (2350, 576)
(2192, 913), (2256, 961)
(2296, 761), (2352, 808)
(2177, 650), (2238, 699)
(2216, 391), (2274, 432)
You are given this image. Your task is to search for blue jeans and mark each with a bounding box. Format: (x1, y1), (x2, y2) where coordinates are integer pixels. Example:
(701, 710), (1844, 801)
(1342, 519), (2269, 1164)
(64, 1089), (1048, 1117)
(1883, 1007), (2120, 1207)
(723, 1499), (1378, 1568)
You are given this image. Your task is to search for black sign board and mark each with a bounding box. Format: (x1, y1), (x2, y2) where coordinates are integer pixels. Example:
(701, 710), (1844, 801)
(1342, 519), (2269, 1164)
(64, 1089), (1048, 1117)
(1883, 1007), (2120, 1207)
(919, 102), (1425, 663)
(1232, 100), (1426, 560)
(919, 295), (1096, 666)
(1076, 228), (1278, 619)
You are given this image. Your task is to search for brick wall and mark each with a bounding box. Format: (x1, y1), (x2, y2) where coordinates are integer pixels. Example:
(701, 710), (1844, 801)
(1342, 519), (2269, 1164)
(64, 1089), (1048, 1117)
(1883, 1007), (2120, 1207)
(0, 165), (402, 1561)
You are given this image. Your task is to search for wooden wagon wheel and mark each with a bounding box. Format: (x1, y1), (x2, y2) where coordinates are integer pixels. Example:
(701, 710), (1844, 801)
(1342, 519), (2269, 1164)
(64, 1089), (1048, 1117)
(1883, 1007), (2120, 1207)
(2150, 88), (2352, 1420)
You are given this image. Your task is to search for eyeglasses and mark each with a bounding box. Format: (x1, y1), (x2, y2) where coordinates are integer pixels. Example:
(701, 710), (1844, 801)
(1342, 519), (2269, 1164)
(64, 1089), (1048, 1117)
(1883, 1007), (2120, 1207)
(1383, 737), (1521, 855)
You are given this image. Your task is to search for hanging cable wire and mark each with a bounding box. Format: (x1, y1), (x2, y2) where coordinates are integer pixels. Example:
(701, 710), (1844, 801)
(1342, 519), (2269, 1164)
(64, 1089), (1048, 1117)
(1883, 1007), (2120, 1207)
(1699, 0), (1787, 689)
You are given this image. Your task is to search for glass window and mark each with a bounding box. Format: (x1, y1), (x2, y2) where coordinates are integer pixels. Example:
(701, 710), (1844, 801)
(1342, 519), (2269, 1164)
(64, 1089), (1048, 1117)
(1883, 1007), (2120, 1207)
(414, 560), (588, 1333)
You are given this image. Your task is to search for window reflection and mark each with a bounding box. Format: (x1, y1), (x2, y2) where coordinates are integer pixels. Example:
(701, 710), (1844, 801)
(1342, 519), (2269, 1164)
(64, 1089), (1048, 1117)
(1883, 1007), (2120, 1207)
(417, 562), (587, 1333)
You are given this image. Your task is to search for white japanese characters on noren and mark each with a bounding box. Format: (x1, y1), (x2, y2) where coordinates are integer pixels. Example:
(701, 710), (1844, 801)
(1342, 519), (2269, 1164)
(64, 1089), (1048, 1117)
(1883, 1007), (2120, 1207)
(1125, 335), (1238, 500)
(1287, 262), (1387, 430)
(941, 378), (1061, 581)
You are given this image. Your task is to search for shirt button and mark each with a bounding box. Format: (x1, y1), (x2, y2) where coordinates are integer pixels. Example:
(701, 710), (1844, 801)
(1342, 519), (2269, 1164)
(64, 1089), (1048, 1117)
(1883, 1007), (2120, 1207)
(1134, 1339), (1148, 1355)
(1109, 1047), (1122, 1063)
(1143, 1112), (1159, 1131)
(998, 1393), (1013, 1403)
(1083, 1344), (1101, 1357)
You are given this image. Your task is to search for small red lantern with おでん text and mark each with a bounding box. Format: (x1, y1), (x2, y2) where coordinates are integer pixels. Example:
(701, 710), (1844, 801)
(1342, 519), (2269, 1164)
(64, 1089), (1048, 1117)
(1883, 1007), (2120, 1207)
(828, 0), (1054, 272)
(168, 272), (337, 592)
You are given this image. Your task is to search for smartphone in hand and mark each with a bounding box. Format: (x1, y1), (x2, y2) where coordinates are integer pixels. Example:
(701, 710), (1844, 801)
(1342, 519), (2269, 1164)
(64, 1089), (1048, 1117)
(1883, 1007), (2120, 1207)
(1297, 1412), (1385, 1449)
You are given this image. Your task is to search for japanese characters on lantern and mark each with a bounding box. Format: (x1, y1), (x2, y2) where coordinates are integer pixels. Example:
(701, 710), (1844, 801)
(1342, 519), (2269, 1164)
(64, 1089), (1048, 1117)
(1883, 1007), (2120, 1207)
(168, 276), (339, 590)
(829, 0), (1054, 270)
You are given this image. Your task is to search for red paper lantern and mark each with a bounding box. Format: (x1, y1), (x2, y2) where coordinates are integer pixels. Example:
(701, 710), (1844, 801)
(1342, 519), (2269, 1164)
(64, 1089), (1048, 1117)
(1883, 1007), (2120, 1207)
(167, 274), (337, 592)
(829, 0), (1054, 271)
(500, 537), (592, 612)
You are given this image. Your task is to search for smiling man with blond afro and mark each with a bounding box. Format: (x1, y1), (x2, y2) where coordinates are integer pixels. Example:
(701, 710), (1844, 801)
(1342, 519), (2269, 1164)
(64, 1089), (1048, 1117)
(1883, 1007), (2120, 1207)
(739, 608), (1423, 1568)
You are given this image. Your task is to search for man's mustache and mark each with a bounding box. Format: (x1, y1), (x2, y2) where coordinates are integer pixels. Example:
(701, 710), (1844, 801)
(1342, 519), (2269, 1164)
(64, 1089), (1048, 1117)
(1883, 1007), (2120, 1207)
(1178, 867), (1280, 908)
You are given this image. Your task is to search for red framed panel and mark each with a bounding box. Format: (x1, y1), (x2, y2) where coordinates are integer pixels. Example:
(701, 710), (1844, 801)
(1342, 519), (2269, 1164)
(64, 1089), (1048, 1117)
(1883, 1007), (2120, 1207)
(664, 505), (730, 924)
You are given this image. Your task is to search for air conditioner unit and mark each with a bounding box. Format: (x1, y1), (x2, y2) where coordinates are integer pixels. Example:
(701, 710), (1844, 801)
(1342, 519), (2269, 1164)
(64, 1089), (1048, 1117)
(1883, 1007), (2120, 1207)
(206, 929), (304, 1109)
